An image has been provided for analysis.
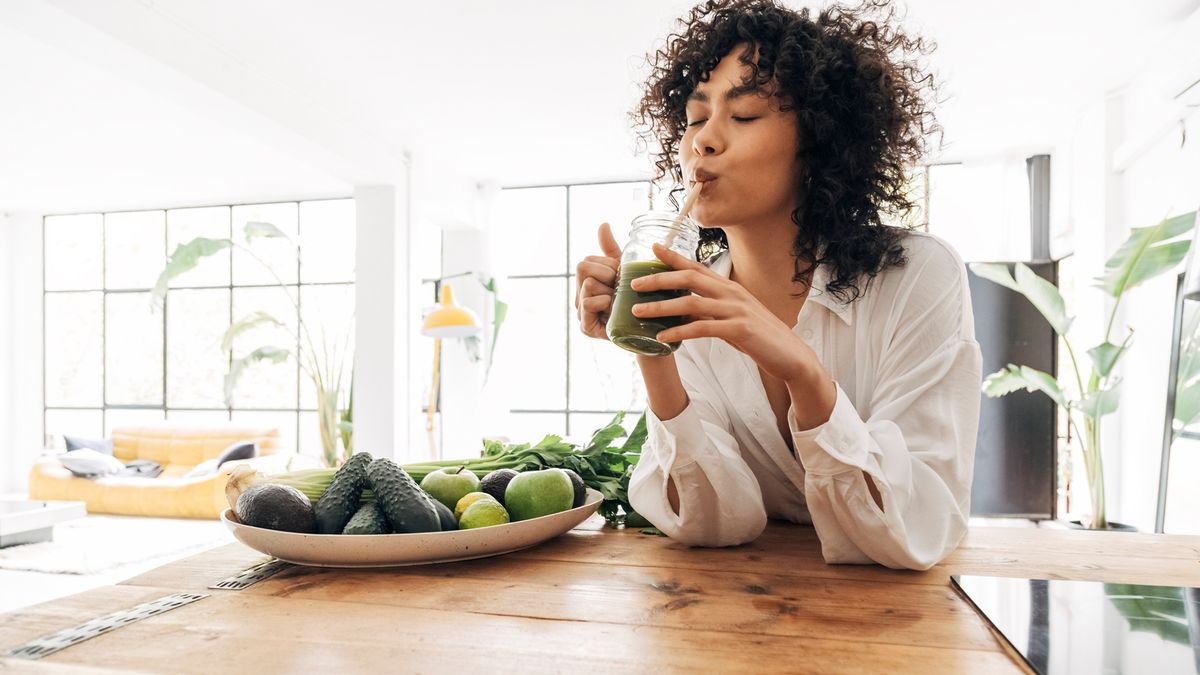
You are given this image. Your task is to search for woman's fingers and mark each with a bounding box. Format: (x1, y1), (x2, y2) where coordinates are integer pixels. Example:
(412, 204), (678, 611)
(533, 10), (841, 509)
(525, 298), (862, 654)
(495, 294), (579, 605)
(573, 256), (618, 309)
(580, 293), (613, 313)
(631, 294), (728, 320)
(656, 319), (730, 344)
(631, 268), (727, 298)
(599, 222), (623, 259)
(651, 242), (710, 272)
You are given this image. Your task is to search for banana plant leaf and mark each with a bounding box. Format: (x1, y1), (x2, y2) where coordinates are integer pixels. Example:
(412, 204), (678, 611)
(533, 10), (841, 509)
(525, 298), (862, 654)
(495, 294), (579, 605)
(970, 262), (1073, 335)
(1172, 301), (1200, 439)
(982, 364), (1068, 408)
(221, 311), (286, 352)
(1094, 211), (1195, 298)
(1104, 583), (1192, 646)
(244, 221), (291, 242)
(151, 237), (233, 306)
(224, 346), (291, 407)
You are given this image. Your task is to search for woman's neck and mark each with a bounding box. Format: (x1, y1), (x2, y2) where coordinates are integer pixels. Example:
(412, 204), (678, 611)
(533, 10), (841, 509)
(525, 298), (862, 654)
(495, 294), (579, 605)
(725, 218), (811, 327)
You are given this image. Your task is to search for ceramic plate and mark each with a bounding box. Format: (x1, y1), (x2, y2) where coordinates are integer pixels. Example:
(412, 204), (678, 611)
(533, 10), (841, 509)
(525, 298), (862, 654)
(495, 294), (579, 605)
(220, 488), (603, 568)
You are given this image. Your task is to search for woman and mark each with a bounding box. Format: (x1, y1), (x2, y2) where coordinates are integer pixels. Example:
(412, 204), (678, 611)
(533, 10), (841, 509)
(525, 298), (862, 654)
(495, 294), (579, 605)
(574, 0), (981, 570)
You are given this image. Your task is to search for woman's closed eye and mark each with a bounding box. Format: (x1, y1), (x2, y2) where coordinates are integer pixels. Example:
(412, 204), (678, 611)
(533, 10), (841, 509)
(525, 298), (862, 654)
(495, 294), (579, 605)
(732, 115), (759, 123)
(687, 118), (708, 127)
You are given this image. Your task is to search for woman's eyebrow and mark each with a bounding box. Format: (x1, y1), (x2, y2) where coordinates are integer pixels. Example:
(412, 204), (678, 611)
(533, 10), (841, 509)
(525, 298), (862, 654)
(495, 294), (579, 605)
(686, 84), (762, 103)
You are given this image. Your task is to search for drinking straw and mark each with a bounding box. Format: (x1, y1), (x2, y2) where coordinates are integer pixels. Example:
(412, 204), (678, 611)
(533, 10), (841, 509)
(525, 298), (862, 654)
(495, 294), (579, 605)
(663, 181), (704, 251)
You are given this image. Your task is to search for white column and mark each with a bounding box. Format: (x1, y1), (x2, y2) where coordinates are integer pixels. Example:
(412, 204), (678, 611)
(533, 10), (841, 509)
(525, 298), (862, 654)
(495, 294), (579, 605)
(353, 179), (410, 461)
(0, 214), (13, 493)
(2, 212), (44, 494)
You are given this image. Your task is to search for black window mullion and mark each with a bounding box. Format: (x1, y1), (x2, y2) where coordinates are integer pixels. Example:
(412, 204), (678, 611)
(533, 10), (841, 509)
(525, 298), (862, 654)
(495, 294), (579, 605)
(161, 210), (168, 413)
(43, 199), (353, 453)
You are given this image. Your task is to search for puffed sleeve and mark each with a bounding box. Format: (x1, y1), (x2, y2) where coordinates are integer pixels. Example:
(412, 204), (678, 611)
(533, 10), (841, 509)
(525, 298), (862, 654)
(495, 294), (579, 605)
(628, 346), (768, 546)
(792, 242), (982, 570)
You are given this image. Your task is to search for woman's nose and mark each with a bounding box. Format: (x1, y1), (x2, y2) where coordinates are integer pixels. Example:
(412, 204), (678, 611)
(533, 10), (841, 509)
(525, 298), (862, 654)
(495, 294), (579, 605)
(691, 122), (724, 157)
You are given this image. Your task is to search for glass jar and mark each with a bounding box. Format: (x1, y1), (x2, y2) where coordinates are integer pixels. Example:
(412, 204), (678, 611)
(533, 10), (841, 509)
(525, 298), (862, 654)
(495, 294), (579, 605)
(606, 211), (700, 356)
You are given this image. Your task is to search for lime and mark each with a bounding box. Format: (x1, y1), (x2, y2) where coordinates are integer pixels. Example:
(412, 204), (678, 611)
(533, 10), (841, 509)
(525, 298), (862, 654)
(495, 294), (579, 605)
(458, 500), (510, 529)
(454, 491), (498, 521)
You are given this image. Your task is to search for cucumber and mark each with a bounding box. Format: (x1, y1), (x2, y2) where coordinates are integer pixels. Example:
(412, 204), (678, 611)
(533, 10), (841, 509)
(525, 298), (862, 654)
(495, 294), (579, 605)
(342, 502), (390, 535)
(314, 452), (373, 534)
(366, 457), (442, 533)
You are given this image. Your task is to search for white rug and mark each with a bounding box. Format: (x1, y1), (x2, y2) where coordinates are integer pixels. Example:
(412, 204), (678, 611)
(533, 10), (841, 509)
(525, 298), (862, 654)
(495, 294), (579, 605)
(0, 515), (234, 575)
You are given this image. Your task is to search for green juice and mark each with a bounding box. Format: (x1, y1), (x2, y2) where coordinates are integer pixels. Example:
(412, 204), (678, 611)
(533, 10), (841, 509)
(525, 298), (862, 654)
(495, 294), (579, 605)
(607, 260), (687, 356)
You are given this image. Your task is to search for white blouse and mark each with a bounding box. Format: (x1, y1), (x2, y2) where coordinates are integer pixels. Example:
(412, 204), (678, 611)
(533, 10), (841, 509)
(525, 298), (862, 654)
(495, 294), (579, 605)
(628, 231), (982, 570)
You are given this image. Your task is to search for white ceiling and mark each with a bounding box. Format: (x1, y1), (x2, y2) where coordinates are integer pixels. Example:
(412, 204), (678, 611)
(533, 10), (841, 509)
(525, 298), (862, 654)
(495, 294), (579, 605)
(1, 0), (1198, 215)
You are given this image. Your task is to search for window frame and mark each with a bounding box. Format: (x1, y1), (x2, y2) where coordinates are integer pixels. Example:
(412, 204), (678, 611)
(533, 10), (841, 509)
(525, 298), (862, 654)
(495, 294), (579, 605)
(41, 197), (355, 451)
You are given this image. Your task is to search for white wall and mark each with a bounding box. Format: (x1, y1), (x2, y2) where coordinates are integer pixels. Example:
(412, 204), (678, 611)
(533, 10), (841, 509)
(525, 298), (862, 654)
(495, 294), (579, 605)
(2, 213), (44, 494)
(1052, 7), (1200, 528)
(406, 157), (497, 461)
(0, 215), (11, 492)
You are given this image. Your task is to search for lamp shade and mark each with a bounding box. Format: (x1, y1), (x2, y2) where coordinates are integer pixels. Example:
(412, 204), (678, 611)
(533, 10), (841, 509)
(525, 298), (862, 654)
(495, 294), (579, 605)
(421, 283), (481, 338)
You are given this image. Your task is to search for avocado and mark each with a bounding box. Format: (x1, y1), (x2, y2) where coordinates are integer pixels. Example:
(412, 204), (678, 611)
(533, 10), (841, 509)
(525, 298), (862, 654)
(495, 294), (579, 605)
(342, 501), (390, 535)
(560, 468), (587, 508)
(432, 499), (457, 531)
(236, 483), (316, 533)
(479, 468), (519, 506)
(314, 452), (373, 534)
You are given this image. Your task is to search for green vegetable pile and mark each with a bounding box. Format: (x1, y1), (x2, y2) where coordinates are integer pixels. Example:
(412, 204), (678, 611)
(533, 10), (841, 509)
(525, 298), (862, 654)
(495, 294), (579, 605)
(255, 412), (649, 527)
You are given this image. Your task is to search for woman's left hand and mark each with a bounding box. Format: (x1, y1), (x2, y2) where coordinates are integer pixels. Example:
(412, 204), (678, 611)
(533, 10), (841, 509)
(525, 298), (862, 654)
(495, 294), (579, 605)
(632, 243), (815, 383)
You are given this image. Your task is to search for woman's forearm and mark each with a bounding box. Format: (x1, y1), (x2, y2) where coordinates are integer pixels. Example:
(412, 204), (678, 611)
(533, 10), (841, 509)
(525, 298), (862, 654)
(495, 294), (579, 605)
(636, 354), (688, 514)
(637, 354), (688, 421)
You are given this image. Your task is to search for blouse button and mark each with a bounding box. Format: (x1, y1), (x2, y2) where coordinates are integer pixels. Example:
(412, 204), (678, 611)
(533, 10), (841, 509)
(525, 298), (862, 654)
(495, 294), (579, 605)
(802, 329), (814, 341)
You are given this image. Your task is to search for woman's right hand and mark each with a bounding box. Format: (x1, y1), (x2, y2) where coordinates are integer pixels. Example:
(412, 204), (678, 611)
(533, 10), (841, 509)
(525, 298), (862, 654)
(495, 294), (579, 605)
(574, 222), (622, 341)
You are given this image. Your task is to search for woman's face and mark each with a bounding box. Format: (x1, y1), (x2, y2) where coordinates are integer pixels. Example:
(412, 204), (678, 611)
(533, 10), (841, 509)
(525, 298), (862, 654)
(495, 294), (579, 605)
(679, 47), (803, 229)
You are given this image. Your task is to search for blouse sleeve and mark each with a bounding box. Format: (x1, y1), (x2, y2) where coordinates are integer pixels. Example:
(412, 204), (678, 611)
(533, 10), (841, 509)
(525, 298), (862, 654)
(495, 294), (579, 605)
(791, 244), (982, 570)
(627, 346), (769, 547)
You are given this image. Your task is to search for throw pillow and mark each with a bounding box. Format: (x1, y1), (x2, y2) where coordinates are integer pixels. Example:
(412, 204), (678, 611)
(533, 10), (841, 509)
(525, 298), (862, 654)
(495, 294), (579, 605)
(64, 435), (113, 455)
(118, 459), (164, 478)
(59, 448), (125, 478)
(216, 441), (257, 468)
(184, 458), (220, 479)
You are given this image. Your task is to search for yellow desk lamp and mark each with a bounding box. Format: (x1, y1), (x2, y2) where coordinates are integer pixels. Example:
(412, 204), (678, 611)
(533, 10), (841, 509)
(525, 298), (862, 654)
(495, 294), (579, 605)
(420, 283), (481, 436)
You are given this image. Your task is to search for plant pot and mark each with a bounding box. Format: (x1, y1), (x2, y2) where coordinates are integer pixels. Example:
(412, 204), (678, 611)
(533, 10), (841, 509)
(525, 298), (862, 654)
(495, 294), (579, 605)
(1064, 520), (1138, 532)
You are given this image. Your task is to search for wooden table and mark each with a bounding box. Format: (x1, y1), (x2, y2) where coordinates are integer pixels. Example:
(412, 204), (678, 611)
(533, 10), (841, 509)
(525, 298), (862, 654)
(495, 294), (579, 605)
(2, 518), (1198, 674)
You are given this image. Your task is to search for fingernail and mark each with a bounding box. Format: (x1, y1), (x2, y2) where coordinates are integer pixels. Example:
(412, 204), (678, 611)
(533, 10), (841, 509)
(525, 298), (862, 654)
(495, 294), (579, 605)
(630, 279), (642, 289)
(631, 304), (642, 315)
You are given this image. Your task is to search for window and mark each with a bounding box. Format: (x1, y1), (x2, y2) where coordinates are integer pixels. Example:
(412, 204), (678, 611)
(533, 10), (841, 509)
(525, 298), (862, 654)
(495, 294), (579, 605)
(489, 182), (652, 443)
(42, 198), (355, 456)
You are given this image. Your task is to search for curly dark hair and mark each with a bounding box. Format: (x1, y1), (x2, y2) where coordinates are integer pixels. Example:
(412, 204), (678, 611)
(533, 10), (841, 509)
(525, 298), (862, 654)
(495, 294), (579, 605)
(635, 0), (939, 302)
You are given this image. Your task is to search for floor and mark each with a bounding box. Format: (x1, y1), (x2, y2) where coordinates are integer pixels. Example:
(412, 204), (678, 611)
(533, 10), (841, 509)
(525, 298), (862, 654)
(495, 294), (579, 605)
(0, 497), (233, 614)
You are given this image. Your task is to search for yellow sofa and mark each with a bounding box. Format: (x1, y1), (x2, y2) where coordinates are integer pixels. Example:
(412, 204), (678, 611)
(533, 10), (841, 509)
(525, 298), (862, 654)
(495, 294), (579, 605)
(28, 424), (302, 519)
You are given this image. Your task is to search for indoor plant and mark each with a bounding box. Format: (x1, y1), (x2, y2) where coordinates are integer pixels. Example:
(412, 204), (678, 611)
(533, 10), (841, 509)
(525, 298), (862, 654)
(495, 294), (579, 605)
(151, 221), (353, 467)
(970, 211), (1194, 529)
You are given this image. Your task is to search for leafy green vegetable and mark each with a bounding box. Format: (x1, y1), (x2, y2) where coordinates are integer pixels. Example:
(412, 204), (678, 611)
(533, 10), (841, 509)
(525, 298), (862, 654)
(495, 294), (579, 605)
(264, 411), (648, 527)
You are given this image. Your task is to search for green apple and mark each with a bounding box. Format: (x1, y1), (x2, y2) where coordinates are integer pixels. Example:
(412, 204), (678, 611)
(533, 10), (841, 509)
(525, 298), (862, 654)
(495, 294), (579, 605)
(504, 469), (575, 521)
(419, 467), (481, 510)
(458, 500), (510, 529)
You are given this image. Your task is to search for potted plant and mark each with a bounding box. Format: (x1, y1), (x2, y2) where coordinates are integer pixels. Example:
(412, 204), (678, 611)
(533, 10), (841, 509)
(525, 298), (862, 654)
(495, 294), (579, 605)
(151, 221), (353, 467)
(970, 211), (1195, 529)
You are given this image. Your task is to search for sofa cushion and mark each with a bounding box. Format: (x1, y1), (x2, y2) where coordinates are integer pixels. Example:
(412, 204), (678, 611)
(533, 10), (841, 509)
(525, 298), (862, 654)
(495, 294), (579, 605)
(117, 459), (165, 478)
(184, 458), (220, 479)
(216, 441), (257, 467)
(60, 448), (125, 478)
(111, 424), (281, 469)
(64, 435), (114, 455)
